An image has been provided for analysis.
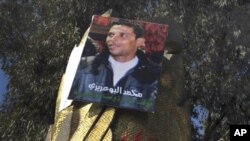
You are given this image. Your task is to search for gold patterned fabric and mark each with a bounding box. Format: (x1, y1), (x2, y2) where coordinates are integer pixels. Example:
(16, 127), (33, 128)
(46, 76), (116, 141)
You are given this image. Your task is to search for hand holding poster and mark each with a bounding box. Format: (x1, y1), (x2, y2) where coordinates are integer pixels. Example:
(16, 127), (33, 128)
(68, 15), (168, 112)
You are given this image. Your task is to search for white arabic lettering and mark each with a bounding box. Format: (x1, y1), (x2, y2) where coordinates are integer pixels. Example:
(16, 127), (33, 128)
(88, 83), (143, 98)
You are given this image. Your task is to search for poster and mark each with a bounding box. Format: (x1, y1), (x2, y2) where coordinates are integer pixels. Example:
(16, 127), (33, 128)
(68, 15), (168, 112)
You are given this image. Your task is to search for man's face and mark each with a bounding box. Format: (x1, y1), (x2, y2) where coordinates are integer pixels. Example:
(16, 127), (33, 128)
(106, 25), (139, 61)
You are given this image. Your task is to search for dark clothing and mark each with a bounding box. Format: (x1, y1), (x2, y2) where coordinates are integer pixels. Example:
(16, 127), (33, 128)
(69, 50), (161, 112)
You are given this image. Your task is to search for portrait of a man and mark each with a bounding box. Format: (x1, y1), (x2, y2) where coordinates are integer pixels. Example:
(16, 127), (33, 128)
(68, 16), (168, 112)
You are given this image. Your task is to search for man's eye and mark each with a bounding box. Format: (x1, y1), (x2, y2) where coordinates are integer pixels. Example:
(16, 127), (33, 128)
(120, 33), (127, 38)
(108, 33), (114, 37)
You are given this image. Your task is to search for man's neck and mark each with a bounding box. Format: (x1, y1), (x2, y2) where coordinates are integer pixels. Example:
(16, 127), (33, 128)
(111, 55), (136, 63)
(108, 55), (139, 86)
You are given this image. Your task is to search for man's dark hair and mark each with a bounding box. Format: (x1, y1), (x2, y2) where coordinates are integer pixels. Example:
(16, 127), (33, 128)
(110, 20), (145, 39)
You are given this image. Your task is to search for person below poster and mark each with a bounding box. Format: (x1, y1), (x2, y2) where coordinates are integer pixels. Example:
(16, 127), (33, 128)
(68, 15), (168, 112)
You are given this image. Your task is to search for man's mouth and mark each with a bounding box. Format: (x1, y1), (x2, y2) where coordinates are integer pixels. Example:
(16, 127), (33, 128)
(108, 44), (119, 49)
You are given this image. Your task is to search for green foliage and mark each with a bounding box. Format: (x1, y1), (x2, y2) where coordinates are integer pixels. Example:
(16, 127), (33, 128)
(0, 0), (81, 140)
(0, 0), (249, 140)
(182, 1), (250, 140)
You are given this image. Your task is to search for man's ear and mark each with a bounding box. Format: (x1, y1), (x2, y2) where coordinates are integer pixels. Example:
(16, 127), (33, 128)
(136, 38), (146, 49)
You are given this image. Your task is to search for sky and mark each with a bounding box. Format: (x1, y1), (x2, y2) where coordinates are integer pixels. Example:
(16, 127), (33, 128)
(191, 104), (209, 136)
(0, 68), (8, 104)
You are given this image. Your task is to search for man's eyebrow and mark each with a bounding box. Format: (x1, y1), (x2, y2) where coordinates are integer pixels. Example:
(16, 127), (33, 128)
(120, 32), (127, 34)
